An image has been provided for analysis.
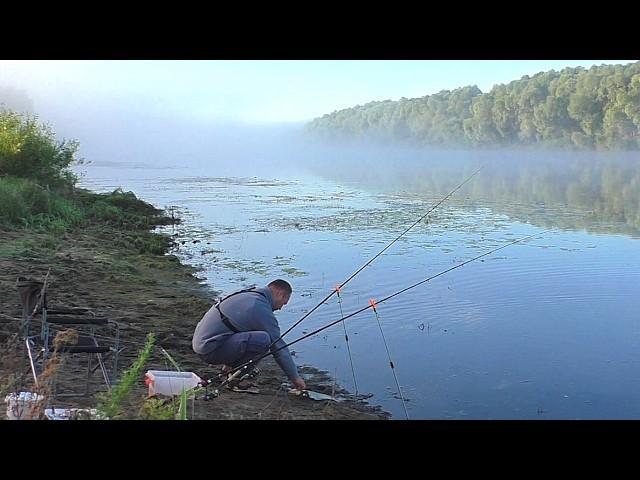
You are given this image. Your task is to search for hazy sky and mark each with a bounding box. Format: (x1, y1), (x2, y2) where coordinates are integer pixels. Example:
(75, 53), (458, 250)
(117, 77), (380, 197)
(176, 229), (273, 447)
(1, 60), (635, 124)
(1, 59), (637, 170)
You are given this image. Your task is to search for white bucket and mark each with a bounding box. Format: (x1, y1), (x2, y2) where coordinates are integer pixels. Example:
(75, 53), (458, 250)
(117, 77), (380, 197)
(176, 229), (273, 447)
(5, 392), (45, 420)
(145, 370), (202, 397)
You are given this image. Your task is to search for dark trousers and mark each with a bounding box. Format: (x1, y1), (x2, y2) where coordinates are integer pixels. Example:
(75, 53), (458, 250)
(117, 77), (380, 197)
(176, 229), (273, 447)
(200, 331), (270, 368)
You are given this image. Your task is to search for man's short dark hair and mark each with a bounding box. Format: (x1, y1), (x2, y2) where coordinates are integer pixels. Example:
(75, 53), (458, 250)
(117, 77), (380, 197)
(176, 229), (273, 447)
(268, 279), (292, 294)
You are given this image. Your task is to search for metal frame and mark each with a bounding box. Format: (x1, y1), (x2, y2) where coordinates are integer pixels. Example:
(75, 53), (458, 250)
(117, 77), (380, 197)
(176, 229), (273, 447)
(18, 275), (122, 397)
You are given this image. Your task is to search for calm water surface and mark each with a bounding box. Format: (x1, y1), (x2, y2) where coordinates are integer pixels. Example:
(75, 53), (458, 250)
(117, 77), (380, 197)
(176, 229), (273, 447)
(78, 154), (640, 419)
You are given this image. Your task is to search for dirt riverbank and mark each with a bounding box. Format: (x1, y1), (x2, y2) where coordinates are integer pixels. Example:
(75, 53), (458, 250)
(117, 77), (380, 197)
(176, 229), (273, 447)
(0, 222), (388, 420)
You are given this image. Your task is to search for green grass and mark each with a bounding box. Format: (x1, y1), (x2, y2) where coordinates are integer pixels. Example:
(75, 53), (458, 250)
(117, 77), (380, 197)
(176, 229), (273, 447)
(0, 238), (31, 258)
(0, 177), (82, 230)
(96, 333), (155, 420)
(0, 176), (177, 256)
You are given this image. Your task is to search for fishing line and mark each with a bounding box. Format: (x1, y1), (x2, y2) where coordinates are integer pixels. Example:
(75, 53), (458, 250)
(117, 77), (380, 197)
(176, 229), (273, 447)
(203, 229), (550, 390)
(369, 298), (409, 419)
(272, 165), (484, 348)
(335, 285), (359, 396)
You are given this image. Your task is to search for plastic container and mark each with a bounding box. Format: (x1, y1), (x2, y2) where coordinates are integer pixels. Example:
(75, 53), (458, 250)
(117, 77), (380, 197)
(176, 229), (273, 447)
(5, 392), (45, 420)
(145, 370), (202, 397)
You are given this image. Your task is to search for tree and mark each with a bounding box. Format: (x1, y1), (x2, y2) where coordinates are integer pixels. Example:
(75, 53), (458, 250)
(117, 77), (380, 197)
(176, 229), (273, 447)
(306, 61), (640, 150)
(0, 110), (81, 187)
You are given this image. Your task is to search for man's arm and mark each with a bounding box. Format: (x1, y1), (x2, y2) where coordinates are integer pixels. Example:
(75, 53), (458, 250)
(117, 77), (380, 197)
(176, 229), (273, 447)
(260, 310), (303, 384)
(266, 317), (301, 380)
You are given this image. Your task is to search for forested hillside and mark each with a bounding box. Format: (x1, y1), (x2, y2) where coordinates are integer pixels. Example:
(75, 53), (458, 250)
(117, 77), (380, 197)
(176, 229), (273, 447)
(307, 62), (640, 150)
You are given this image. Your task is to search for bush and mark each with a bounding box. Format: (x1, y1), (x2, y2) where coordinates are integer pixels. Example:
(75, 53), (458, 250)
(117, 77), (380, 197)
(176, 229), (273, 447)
(0, 109), (82, 187)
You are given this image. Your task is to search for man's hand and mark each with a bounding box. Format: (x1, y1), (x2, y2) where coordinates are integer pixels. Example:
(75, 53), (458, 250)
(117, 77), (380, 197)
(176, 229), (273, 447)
(292, 377), (306, 390)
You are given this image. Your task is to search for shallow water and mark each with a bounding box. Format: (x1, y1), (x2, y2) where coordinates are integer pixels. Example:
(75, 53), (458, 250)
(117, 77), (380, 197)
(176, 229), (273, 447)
(78, 154), (640, 419)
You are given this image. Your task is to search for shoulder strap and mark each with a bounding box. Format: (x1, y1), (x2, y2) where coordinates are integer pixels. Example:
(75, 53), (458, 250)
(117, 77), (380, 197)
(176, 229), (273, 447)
(216, 286), (267, 306)
(215, 287), (269, 333)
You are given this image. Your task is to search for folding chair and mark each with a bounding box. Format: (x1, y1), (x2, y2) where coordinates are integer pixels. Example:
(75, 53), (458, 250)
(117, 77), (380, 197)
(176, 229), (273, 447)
(18, 273), (121, 397)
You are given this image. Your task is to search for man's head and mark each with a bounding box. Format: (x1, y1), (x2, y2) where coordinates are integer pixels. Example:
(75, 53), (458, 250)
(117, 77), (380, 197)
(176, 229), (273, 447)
(267, 279), (292, 311)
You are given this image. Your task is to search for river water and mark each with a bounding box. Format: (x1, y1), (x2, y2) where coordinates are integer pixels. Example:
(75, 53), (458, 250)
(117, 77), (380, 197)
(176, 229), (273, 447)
(78, 150), (640, 419)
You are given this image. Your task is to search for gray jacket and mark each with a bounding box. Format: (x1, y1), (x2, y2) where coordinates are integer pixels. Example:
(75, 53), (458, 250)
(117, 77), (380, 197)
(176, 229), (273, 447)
(192, 286), (299, 380)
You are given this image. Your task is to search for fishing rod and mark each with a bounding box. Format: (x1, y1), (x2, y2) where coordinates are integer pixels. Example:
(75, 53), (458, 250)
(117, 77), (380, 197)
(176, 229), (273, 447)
(201, 229), (551, 391)
(200, 165), (482, 394)
(369, 298), (409, 419)
(336, 285), (358, 396)
(271, 165), (484, 348)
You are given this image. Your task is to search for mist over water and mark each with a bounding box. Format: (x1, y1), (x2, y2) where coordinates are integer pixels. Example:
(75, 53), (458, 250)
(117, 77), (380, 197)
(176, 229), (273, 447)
(305, 147), (640, 237)
(42, 100), (312, 178)
(76, 118), (640, 239)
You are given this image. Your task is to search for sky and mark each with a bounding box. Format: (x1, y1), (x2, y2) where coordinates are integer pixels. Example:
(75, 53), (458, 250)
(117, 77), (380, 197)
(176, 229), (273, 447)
(0, 60), (636, 124)
(0, 60), (637, 170)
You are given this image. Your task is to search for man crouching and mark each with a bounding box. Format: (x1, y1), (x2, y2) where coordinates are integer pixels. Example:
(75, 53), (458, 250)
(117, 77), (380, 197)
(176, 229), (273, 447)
(192, 279), (306, 390)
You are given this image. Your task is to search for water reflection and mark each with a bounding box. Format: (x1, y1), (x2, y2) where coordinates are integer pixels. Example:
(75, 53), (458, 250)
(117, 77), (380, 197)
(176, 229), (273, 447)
(312, 151), (640, 237)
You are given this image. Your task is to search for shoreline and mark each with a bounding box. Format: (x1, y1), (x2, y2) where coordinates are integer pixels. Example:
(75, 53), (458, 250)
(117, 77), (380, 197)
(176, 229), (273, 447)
(0, 188), (389, 420)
